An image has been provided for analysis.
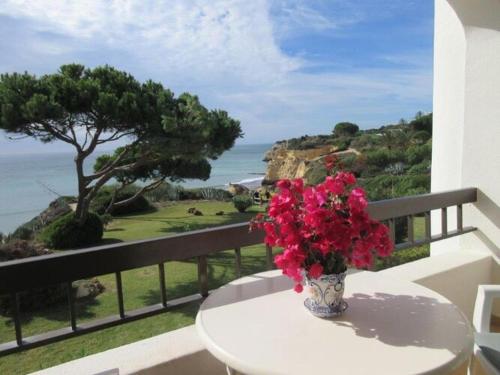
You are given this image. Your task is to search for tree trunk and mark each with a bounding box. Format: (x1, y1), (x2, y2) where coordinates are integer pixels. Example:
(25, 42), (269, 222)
(74, 154), (90, 226)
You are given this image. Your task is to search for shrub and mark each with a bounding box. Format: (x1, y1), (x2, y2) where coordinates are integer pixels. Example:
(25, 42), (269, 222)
(393, 175), (430, 197)
(282, 135), (335, 150)
(0, 240), (105, 314)
(0, 240), (65, 313)
(10, 225), (34, 241)
(408, 162), (430, 175)
(360, 174), (430, 202)
(333, 122), (359, 137)
(406, 144), (432, 165)
(304, 161), (328, 186)
(99, 213), (114, 228)
(178, 187), (231, 201)
(411, 130), (431, 144)
(0, 239), (50, 261)
(350, 133), (382, 151)
(332, 136), (352, 151)
(199, 187), (232, 201)
(39, 212), (103, 249)
(10, 197), (73, 241)
(410, 113), (432, 134)
(365, 149), (405, 170)
(144, 182), (181, 202)
(91, 185), (151, 215)
(233, 195), (253, 212)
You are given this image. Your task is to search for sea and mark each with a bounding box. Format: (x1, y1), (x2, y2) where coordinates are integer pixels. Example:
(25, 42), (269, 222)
(0, 143), (271, 234)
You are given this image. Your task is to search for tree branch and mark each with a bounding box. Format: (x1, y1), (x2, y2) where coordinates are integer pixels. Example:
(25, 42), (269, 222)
(84, 144), (135, 182)
(111, 178), (165, 209)
(81, 127), (103, 157)
(96, 130), (135, 144)
(38, 121), (78, 146)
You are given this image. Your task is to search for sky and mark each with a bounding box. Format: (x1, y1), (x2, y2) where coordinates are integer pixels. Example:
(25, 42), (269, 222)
(0, 0), (434, 153)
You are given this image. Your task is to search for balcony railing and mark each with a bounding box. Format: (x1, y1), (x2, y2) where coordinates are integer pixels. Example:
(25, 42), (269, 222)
(0, 187), (477, 356)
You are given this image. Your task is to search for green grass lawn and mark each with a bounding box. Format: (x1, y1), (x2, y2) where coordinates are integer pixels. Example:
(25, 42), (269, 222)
(0, 201), (428, 374)
(0, 201), (269, 374)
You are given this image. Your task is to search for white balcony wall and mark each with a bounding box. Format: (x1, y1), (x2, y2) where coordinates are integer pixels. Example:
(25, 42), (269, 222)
(431, 0), (500, 262)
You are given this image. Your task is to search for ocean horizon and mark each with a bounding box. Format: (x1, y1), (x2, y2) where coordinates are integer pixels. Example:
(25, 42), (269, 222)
(0, 143), (271, 234)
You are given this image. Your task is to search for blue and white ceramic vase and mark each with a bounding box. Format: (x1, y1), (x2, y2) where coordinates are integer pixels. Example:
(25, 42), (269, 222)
(304, 272), (348, 318)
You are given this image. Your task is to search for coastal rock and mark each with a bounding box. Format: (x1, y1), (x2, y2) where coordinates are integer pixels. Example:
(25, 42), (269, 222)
(228, 183), (249, 196)
(73, 278), (105, 299)
(263, 143), (360, 185)
(263, 144), (337, 184)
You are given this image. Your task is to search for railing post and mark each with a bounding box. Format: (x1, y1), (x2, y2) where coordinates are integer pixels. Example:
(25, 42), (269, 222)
(407, 215), (414, 244)
(198, 256), (209, 298)
(441, 207), (448, 236)
(67, 281), (77, 331)
(266, 245), (273, 270)
(234, 247), (242, 278)
(115, 272), (125, 318)
(11, 293), (22, 346)
(388, 219), (396, 244)
(457, 204), (463, 231)
(425, 211), (432, 240)
(158, 263), (167, 307)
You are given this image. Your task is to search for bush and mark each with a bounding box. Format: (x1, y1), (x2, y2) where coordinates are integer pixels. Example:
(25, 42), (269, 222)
(199, 187), (232, 201)
(145, 182), (181, 202)
(411, 130), (431, 144)
(91, 185), (151, 215)
(332, 136), (352, 151)
(0, 240), (65, 313)
(10, 197), (74, 241)
(99, 213), (113, 228)
(365, 149), (405, 170)
(39, 212), (103, 249)
(10, 225), (34, 241)
(178, 187), (231, 201)
(333, 122), (359, 137)
(0, 239), (50, 261)
(408, 162), (430, 175)
(350, 133), (382, 151)
(360, 174), (430, 202)
(410, 113), (432, 134)
(406, 143), (431, 165)
(0, 240), (105, 314)
(233, 195), (253, 212)
(304, 163), (328, 186)
(282, 135), (335, 150)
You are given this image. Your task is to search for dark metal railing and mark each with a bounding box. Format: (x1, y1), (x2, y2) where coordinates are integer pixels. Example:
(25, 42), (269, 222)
(0, 187), (478, 356)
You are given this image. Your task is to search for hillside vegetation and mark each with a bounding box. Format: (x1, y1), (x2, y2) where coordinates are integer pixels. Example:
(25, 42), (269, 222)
(276, 112), (432, 201)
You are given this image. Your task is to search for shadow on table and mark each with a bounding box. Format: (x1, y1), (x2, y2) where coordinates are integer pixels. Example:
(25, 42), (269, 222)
(336, 292), (472, 353)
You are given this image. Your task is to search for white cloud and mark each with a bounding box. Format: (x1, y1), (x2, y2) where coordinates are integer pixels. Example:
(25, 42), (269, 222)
(0, 0), (433, 145)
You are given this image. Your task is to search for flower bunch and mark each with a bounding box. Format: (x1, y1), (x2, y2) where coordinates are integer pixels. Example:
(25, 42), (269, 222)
(251, 160), (393, 293)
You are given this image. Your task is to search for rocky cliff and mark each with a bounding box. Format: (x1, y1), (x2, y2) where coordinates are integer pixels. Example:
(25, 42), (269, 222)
(262, 142), (361, 185)
(263, 143), (336, 184)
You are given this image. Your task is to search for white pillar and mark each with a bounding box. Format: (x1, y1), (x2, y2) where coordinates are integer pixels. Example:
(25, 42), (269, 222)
(431, 0), (500, 256)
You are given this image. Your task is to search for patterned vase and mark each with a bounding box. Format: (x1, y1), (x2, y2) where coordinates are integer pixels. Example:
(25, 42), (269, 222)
(304, 272), (348, 318)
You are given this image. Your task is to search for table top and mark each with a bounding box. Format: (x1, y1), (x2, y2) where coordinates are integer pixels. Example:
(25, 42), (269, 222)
(196, 270), (473, 375)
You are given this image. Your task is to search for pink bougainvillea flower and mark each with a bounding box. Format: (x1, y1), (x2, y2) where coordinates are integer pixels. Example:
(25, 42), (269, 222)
(294, 283), (304, 293)
(251, 167), (393, 293)
(348, 187), (368, 212)
(308, 263), (324, 279)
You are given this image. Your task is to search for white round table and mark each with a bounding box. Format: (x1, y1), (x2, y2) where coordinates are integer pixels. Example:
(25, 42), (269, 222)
(196, 270), (473, 375)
